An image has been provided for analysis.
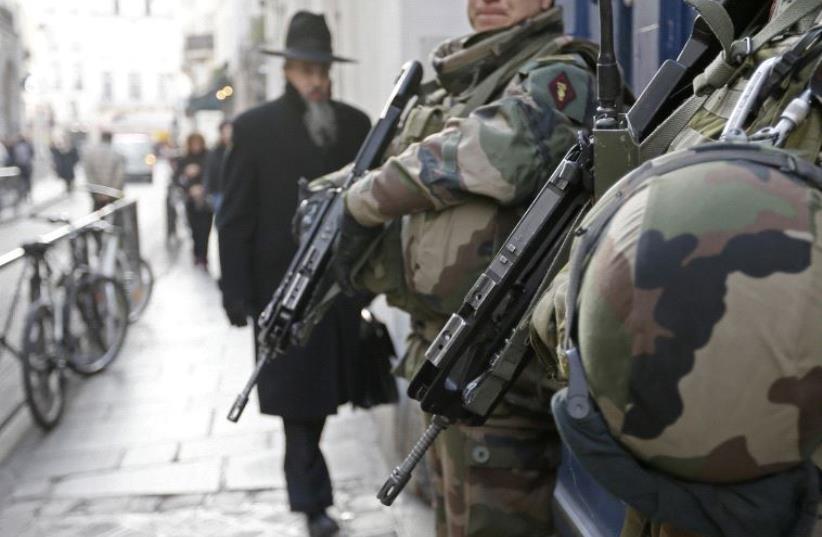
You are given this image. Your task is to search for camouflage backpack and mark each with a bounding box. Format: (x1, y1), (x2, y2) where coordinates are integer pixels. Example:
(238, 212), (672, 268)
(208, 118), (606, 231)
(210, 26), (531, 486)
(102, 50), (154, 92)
(645, 3), (822, 162)
(555, 143), (822, 484)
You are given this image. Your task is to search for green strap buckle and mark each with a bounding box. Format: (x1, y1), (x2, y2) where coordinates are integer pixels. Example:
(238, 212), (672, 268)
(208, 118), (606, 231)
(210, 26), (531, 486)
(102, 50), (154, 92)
(730, 37), (754, 64)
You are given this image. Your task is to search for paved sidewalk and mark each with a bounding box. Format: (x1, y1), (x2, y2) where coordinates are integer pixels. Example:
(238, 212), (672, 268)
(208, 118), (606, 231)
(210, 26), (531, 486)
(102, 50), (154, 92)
(0, 215), (433, 536)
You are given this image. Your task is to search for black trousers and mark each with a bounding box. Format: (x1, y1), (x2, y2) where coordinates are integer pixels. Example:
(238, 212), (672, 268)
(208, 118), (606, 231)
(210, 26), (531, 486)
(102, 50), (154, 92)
(282, 417), (333, 514)
(185, 201), (213, 261)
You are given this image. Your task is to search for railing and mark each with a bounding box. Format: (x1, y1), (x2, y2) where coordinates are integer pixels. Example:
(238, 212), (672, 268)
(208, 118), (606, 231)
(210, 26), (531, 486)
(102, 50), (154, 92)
(0, 197), (142, 448)
(0, 197), (140, 272)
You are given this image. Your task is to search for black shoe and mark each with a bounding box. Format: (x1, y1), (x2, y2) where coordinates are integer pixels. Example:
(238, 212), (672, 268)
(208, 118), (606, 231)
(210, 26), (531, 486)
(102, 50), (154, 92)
(307, 512), (340, 537)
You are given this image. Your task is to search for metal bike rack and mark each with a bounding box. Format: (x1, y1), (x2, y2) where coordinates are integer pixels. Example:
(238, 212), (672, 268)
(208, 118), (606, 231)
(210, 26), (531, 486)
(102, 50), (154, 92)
(0, 197), (140, 273)
(0, 197), (142, 439)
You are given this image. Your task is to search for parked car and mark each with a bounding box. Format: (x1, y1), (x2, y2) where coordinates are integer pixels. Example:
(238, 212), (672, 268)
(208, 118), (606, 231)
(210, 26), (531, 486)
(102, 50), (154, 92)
(112, 133), (156, 183)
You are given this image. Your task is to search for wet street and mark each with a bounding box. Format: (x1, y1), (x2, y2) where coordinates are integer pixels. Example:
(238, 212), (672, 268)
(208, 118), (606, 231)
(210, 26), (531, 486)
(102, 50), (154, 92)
(0, 164), (432, 537)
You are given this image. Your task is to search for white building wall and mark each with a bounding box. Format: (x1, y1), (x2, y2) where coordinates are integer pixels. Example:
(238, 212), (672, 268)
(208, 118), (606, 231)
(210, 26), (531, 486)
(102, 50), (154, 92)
(20, 0), (183, 138)
(0, 0), (23, 138)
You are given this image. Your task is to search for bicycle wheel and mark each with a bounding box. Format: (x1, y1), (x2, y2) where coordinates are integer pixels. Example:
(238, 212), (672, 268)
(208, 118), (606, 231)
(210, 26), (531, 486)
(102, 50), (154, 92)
(117, 256), (154, 323)
(68, 274), (129, 375)
(21, 304), (65, 430)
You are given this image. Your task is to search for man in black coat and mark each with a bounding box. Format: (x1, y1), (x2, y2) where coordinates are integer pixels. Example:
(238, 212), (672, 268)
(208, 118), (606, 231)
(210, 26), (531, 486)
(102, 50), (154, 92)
(216, 11), (371, 537)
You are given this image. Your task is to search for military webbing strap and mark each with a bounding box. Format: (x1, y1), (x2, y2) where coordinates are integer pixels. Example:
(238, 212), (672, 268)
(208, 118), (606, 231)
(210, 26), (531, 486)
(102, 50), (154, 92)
(639, 94), (709, 159)
(635, 0), (738, 159)
(451, 35), (571, 119)
(641, 0), (822, 159)
(694, 0), (822, 94)
(685, 0), (736, 58)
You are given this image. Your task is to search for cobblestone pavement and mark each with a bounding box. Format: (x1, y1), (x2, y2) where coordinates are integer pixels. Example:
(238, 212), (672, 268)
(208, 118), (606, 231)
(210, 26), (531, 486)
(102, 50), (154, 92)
(0, 167), (433, 536)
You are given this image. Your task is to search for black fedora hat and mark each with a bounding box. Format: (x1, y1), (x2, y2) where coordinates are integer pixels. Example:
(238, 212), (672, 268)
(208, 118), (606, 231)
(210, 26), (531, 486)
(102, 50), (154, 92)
(261, 11), (354, 64)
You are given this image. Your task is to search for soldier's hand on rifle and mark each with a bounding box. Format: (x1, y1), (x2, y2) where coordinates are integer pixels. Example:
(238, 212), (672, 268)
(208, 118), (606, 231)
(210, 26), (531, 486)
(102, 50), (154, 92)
(332, 208), (381, 296)
(223, 297), (250, 327)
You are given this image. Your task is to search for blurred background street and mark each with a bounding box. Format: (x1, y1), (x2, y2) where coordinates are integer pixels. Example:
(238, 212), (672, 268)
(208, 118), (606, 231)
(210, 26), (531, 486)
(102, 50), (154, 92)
(0, 161), (431, 536)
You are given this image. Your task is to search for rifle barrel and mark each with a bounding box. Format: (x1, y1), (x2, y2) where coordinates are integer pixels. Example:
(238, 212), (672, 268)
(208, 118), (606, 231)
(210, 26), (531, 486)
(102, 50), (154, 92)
(377, 415), (451, 505)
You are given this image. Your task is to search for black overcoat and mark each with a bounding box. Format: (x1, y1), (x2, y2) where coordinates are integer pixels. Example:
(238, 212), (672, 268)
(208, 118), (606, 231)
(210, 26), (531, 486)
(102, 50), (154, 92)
(218, 84), (371, 419)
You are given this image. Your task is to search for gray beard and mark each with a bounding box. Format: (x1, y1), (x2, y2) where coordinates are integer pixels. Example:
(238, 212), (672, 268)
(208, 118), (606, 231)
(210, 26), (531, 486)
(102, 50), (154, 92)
(303, 100), (338, 148)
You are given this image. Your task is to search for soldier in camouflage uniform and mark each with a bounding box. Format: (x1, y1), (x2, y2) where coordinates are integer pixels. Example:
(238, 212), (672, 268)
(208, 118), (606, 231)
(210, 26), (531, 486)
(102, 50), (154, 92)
(530, 0), (822, 535)
(326, 0), (597, 534)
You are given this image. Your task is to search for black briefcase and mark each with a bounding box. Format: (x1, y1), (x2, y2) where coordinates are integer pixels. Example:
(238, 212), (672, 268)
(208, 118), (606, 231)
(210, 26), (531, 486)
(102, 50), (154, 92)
(351, 309), (399, 409)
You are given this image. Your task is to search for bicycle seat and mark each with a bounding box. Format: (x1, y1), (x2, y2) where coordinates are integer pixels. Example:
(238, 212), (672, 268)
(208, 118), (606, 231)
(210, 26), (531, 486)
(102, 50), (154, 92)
(21, 241), (50, 257)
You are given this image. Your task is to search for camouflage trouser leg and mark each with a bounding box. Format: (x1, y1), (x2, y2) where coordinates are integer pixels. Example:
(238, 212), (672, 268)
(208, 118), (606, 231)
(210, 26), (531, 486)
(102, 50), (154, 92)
(426, 413), (560, 537)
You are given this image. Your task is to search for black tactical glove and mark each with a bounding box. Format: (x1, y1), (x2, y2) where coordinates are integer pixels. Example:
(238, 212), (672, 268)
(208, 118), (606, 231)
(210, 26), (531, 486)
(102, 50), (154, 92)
(333, 209), (382, 297)
(223, 297), (249, 327)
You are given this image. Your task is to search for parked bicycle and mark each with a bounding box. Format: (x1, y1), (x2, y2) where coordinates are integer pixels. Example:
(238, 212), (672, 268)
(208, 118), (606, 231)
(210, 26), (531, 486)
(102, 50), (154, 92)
(0, 223), (130, 429)
(81, 185), (155, 322)
(88, 219), (154, 323)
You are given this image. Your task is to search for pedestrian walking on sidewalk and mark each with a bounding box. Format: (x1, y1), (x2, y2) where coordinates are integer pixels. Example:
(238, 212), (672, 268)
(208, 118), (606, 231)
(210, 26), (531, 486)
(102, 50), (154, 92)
(50, 132), (80, 193)
(217, 11), (370, 537)
(83, 130), (125, 211)
(204, 120), (231, 216)
(174, 132), (213, 268)
(9, 133), (34, 200)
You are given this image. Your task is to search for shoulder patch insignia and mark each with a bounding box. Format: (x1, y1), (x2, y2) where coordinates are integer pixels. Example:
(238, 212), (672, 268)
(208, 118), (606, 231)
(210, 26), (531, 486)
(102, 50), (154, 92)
(549, 72), (576, 111)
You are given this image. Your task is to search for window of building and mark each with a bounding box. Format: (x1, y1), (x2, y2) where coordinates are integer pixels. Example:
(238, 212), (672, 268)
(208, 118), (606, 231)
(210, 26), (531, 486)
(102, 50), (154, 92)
(74, 66), (83, 91)
(129, 72), (142, 101)
(102, 72), (113, 102)
(145, 0), (152, 16)
(158, 73), (169, 101)
(113, 0), (120, 15)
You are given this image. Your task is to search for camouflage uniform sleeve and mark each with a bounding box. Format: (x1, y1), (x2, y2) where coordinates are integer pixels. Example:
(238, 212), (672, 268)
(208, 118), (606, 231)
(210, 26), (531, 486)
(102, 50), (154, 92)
(529, 264), (571, 382)
(346, 58), (595, 226)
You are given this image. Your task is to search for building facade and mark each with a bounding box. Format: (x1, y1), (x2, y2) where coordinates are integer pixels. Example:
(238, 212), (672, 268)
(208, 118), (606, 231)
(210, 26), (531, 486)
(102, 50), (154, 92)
(0, 0), (23, 140)
(19, 0), (184, 140)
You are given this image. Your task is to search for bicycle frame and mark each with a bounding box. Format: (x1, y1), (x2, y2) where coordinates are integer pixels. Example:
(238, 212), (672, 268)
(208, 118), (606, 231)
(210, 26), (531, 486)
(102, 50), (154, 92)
(0, 257), (32, 360)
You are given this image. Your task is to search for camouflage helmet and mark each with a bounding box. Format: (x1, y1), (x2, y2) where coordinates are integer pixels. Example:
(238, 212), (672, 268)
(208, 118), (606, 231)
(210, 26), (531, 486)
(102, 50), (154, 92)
(567, 143), (822, 484)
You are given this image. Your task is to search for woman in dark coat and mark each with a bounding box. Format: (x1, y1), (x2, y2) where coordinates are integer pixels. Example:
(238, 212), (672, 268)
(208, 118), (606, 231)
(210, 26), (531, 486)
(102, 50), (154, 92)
(216, 11), (371, 535)
(174, 133), (212, 268)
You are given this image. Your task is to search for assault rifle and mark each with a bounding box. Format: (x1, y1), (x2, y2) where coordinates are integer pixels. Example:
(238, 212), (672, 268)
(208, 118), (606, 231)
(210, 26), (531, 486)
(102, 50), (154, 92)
(227, 61), (424, 423)
(377, 0), (765, 505)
